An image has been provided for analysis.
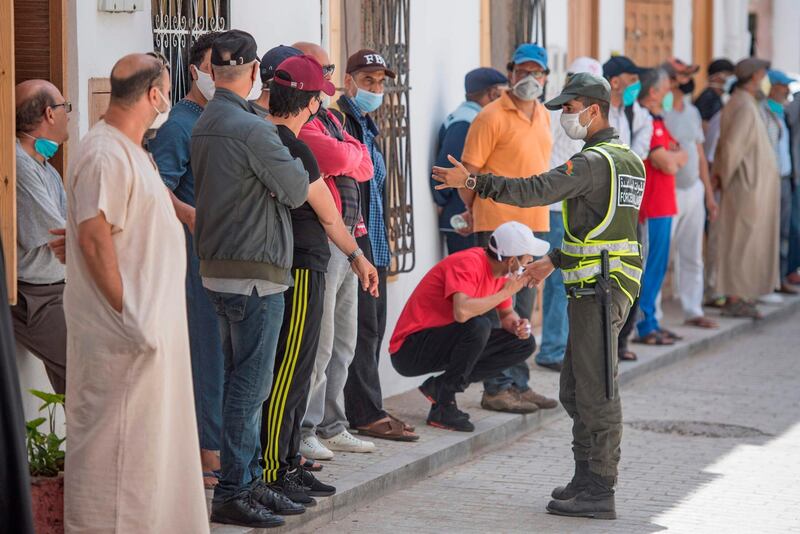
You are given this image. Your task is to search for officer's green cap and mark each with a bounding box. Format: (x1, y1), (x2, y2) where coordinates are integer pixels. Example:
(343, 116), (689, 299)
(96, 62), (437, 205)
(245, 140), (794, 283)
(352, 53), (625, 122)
(544, 72), (611, 110)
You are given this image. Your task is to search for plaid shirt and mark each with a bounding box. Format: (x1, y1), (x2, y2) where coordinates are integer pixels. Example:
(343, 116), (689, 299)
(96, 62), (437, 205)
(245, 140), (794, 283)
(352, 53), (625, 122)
(344, 96), (391, 267)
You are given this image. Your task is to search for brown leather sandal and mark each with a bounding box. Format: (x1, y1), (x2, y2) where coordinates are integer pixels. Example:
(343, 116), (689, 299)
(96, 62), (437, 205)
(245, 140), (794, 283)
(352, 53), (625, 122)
(684, 316), (718, 329)
(388, 413), (415, 433)
(633, 331), (675, 346)
(356, 417), (420, 442)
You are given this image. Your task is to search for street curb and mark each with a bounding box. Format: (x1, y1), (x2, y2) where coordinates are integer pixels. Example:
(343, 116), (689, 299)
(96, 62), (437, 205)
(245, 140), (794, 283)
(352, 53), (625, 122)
(213, 295), (800, 533)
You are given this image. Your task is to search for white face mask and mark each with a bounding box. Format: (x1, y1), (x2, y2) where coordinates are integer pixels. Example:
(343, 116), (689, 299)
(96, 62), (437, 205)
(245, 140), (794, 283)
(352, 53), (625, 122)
(507, 258), (525, 278)
(560, 107), (594, 140)
(150, 88), (172, 130)
(192, 65), (215, 101)
(512, 75), (543, 101)
(247, 78), (262, 101)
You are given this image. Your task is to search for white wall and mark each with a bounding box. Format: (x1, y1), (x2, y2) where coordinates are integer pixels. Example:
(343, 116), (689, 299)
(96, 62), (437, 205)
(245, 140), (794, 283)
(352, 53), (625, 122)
(379, 0), (481, 397)
(672, 0), (693, 62)
(598, 0), (626, 62)
(771, 0), (800, 74)
(712, 0), (751, 61)
(67, 0), (154, 139)
(231, 0), (322, 57)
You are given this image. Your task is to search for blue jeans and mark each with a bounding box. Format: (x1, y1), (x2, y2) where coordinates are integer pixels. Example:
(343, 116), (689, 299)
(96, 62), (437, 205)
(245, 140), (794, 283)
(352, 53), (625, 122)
(786, 179), (800, 275)
(207, 289), (285, 502)
(637, 217), (672, 338)
(536, 212), (568, 365)
(184, 228), (223, 451)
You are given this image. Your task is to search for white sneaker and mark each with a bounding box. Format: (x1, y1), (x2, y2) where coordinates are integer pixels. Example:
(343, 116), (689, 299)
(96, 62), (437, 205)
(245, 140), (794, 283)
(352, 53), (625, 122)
(299, 435), (334, 460)
(320, 430), (376, 453)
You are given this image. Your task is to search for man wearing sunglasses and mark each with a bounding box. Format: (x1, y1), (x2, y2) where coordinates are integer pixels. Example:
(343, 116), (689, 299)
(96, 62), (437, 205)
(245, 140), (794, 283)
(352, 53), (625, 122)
(11, 79), (71, 396)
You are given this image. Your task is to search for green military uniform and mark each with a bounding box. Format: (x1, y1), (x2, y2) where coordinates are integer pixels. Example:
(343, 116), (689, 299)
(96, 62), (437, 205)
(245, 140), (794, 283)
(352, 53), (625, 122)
(466, 74), (646, 503)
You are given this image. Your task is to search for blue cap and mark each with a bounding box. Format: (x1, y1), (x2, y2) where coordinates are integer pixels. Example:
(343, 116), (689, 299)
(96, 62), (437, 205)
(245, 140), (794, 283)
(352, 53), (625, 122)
(768, 69), (796, 86)
(464, 67), (508, 94)
(260, 45), (303, 83)
(512, 43), (548, 70)
(602, 55), (643, 80)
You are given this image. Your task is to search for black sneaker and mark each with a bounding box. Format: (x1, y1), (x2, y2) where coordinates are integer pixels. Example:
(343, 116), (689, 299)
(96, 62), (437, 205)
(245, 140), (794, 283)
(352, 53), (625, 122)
(295, 466), (336, 497)
(268, 470), (317, 507)
(427, 403), (475, 432)
(418, 376), (438, 404)
(250, 479), (306, 515)
(210, 490), (285, 529)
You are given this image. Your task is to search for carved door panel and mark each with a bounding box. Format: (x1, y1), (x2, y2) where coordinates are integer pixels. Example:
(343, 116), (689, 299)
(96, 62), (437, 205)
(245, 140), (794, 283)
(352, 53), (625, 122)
(625, 0), (674, 67)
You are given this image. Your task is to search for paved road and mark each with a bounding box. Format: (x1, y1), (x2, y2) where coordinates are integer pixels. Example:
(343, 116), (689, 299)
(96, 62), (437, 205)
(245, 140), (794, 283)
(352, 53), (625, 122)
(315, 310), (800, 534)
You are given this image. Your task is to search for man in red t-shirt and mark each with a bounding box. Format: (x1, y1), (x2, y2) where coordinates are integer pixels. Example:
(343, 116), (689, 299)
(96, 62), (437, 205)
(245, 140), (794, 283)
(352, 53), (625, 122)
(636, 68), (688, 345)
(389, 222), (552, 431)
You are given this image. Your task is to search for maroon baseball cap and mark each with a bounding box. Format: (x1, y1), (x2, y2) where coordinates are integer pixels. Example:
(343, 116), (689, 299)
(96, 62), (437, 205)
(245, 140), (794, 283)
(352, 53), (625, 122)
(272, 55), (336, 96)
(346, 48), (397, 78)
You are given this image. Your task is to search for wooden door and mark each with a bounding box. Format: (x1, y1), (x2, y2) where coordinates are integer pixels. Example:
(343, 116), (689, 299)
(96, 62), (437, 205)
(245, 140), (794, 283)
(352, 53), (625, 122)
(1, 0), (15, 302)
(692, 0), (714, 94)
(625, 0), (674, 67)
(13, 0), (67, 176)
(568, 0), (599, 63)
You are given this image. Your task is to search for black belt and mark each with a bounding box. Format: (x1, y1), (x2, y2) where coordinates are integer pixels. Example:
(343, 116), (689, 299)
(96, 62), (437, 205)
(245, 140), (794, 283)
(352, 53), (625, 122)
(18, 280), (65, 287)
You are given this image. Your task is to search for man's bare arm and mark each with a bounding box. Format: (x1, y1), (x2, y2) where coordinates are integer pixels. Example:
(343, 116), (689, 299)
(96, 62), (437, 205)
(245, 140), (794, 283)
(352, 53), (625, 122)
(77, 213), (123, 312)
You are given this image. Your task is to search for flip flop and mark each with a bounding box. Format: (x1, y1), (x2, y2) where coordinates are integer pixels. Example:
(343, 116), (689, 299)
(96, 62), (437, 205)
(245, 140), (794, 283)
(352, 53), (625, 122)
(633, 331), (674, 346)
(684, 316), (718, 329)
(301, 457), (323, 472)
(618, 350), (638, 361)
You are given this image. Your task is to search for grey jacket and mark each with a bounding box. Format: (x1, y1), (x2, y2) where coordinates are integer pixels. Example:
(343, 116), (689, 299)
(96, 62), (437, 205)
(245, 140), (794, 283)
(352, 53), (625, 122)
(191, 88), (308, 285)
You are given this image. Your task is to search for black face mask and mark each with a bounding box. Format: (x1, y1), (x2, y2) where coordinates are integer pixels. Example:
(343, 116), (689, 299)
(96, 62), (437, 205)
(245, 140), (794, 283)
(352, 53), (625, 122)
(305, 102), (322, 124)
(679, 79), (696, 95)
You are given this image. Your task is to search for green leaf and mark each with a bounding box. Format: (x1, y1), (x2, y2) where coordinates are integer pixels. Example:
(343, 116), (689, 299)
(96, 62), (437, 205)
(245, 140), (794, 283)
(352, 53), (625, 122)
(26, 417), (46, 431)
(29, 389), (64, 405)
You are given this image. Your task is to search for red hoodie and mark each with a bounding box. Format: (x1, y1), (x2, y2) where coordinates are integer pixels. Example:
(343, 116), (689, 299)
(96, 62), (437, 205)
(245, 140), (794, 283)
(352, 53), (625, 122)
(299, 111), (373, 233)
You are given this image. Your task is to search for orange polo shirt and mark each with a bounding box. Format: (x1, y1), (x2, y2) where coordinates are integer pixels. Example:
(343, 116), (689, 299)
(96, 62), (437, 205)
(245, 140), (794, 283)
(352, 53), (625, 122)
(461, 91), (552, 232)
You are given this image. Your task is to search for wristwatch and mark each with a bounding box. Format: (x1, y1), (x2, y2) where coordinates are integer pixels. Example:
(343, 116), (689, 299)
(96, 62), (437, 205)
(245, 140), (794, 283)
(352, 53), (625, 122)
(465, 174), (477, 190)
(347, 248), (364, 263)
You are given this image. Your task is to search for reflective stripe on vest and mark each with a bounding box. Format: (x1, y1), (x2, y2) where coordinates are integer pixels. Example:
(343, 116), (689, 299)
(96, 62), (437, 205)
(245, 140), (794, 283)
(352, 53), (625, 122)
(562, 258), (643, 284)
(560, 240), (640, 257)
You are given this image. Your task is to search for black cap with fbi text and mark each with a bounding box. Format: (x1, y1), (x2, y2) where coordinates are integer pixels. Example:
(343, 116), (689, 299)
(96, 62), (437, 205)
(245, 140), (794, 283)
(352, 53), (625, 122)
(211, 29), (259, 67)
(544, 72), (611, 110)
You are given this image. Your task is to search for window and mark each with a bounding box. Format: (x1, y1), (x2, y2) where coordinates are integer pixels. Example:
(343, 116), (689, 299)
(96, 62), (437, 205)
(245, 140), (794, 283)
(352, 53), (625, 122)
(362, 0), (415, 275)
(152, 0), (229, 103)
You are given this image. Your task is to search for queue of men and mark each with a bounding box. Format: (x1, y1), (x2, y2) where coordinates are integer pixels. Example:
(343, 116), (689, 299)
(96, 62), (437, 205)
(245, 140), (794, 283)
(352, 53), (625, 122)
(10, 25), (800, 528)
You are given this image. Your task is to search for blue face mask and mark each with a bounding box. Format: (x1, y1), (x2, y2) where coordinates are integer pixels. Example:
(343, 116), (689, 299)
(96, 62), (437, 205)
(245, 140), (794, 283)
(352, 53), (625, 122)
(353, 88), (384, 113)
(662, 91), (674, 113)
(23, 133), (60, 160)
(767, 98), (785, 117)
(622, 81), (641, 107)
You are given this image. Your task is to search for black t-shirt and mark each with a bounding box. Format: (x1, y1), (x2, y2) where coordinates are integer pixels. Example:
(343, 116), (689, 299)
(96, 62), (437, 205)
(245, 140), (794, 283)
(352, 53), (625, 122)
(694, 87), (722, 122)
(276, 125), (331, 272)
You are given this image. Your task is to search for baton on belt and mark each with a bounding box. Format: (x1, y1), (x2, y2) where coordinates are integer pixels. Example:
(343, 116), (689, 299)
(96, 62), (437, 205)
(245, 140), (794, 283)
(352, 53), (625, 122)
(567, 250), (614, 400)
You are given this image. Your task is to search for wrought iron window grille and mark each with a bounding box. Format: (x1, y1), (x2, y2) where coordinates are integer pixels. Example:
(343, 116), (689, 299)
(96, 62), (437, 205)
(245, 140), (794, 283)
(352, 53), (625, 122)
(152, 0), (229, 103)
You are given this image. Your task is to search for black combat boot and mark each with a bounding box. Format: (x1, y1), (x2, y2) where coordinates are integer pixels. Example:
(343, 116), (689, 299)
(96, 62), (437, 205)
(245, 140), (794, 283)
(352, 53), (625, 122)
(551, 460), (590, 500)
(546, 471), (616, 520)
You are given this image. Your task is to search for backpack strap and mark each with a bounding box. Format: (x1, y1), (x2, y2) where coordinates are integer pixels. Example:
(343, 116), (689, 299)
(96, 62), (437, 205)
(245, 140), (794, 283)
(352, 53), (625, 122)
(624, 104), (635, 142)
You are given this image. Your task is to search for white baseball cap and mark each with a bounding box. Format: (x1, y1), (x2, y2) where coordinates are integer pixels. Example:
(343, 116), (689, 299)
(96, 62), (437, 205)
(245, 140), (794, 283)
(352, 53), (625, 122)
(488, 221), (550, 259)
(567, 56), (603, 77)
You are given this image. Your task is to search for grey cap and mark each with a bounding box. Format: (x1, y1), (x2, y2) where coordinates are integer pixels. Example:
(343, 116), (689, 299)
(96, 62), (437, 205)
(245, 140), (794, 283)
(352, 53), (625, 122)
(545, 72), (611, 110)
(734, 57), (770, 82)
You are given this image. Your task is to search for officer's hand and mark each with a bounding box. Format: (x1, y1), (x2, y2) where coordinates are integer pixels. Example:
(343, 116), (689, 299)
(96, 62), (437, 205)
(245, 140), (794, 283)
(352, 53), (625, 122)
(524, 257), (555, 288)
(432, 155), (470, 190)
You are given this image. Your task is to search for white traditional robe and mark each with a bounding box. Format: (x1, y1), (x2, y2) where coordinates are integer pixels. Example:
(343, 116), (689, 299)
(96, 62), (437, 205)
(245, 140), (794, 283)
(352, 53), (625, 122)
(63, 121), (209, 533)
(712, 90), (781, 298)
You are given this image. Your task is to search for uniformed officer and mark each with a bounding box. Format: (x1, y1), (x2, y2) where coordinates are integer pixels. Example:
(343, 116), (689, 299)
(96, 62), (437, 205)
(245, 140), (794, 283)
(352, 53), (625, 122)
(432, 72), (646, 520)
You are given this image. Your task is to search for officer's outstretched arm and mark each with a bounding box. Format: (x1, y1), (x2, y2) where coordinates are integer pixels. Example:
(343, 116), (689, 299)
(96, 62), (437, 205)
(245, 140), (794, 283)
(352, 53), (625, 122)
(471, 155), (595, 208)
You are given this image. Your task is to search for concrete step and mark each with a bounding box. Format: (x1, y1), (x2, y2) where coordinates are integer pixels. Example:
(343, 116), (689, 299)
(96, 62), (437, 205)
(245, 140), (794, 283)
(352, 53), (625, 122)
(210, 294), (800, 533)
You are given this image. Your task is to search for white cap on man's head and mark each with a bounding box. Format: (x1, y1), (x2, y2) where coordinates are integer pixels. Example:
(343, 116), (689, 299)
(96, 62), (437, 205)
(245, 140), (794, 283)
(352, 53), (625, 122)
(567, 57), (603, 77)
(488, 221), (550, 259)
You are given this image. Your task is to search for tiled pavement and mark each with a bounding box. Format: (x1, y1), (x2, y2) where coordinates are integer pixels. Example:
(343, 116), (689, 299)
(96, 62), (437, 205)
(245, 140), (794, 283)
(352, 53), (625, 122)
(320, 302), (800, 533)
(210, 294), (800, 533)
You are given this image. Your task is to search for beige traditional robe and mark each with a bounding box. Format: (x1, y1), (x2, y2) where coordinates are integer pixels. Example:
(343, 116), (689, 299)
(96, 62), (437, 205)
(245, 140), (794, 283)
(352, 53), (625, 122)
(712, 89), (781, 298)
(63, 121), (209, 533)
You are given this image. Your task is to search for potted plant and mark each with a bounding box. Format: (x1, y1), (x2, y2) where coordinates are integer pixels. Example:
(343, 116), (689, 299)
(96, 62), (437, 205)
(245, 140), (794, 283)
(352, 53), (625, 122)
(26, 389), (65, 534)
